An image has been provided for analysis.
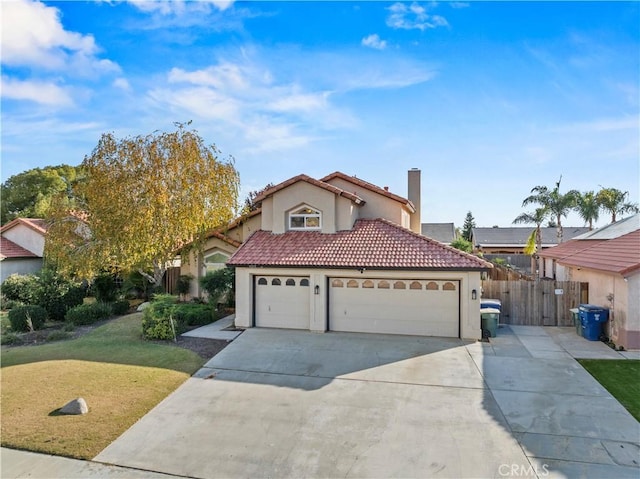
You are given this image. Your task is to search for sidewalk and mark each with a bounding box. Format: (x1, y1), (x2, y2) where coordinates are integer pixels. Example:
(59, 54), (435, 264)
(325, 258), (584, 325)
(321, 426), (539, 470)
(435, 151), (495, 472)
(181, 314), (242, 341)
(1, 447), (187, 479)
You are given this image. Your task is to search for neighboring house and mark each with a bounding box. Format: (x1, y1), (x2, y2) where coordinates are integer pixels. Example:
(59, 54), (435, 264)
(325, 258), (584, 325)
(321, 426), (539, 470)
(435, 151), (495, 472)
(216, 170), (492, 340)
(0, 218), (49, 283)
(421, 223), (456, 244)
(472, 226), (590, 273)
(539, 214), (640, 349)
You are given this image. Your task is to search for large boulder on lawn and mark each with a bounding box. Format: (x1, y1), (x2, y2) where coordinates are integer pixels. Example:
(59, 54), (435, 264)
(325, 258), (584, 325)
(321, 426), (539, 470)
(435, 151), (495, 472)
(60, 398), (88, 415)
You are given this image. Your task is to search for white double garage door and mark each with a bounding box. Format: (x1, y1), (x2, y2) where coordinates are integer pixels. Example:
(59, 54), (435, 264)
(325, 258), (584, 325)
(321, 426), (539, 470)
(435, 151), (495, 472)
(255, 275), (460, 337)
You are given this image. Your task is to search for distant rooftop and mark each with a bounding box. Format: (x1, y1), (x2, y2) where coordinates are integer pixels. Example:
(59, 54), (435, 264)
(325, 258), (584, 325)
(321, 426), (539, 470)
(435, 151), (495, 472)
(421, 223), (456, 244)
(472, 226), (590, 247)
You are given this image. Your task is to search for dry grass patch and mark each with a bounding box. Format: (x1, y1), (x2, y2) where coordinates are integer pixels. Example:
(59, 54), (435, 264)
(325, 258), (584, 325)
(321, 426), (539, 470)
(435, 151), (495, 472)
(1, 360), (191, 459)
(1, 313), (207, 459)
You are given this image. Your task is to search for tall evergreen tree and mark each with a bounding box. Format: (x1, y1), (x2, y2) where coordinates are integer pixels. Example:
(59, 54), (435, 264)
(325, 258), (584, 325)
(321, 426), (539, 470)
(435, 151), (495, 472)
(461, 211), (476, 242)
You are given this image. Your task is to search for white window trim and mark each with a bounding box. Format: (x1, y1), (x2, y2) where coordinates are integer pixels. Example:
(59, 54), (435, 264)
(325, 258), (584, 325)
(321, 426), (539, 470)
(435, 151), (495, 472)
(288, 204), (322, 231)
(203, 250), (230, 272)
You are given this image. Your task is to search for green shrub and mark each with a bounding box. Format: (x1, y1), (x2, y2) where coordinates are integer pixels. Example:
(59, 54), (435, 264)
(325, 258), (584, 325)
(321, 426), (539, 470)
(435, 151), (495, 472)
(34, 269), (86, 321)
(92, 273), (120, 302)
(199, 267), (235, 306)
(173, 303), (216, 326)
(1, 298), (24, 311)
(141, 294), (187, 340)
(1, 332), (22, 345)
(176, 275), (193, 299)
(65, 302), (113, 326)
(111, 299), (130, 316)
(8, 305), (48, 332)
(1, 274), (39, 304)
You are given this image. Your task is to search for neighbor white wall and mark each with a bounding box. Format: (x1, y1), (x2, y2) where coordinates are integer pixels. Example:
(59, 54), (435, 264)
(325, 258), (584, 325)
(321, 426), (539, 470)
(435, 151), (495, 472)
(2, 224), (45, 256)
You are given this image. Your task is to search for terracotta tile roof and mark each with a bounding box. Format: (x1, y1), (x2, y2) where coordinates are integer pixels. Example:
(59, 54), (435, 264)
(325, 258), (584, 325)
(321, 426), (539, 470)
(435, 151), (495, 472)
(321, 171), (415, 212)
(228, 219), (493, 270)
(0, 217), (49, 235)
(253, 174), (365, 205)
(538, 239), (605, 261)
(0, 237), (38, 259)
(206, 230), (242, 248)
(543, 230), (640, 276)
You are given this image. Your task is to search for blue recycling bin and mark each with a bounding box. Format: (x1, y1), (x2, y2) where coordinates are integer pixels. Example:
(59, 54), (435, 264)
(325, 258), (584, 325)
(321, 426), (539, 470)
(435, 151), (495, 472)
(579, 304), (609, 341)
(481, 299), (501, 310)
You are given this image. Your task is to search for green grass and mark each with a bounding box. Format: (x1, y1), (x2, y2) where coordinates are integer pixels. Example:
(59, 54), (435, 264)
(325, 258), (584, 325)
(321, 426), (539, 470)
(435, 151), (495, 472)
(1, 313), (205, 459)
(1, 313), (202, 372)
(578, 359), (640, 422)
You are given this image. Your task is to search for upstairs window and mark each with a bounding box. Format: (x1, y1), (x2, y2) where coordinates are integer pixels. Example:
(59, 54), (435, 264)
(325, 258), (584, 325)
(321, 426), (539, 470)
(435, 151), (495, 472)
(289, 205), (321, 230)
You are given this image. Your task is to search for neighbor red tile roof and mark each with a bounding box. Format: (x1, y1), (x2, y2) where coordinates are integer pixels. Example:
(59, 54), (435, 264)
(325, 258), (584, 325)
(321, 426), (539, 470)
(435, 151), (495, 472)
(543, 230), (640, 276)
(538, 239), (606, 261)
(0, 237), (38, 259)
(228, 219), (493, 270)
(321, 171), (416, 212)
(0, 217), (49, 235)
(253, 174), (365, 205)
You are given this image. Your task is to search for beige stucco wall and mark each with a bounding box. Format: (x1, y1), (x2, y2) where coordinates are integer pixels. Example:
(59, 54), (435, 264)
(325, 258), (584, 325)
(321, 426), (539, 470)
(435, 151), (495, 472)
(234, 267), (483, 340)
(566, 266), (639, 349)
(180, 237), (238, 298)
(324, 177), (410, 227)
(3, 225), (45, 256)
(264, 182), (338, 234)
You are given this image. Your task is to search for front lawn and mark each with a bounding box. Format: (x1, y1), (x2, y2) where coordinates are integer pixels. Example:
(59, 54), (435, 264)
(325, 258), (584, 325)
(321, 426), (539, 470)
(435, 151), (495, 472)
(578, 359), (640, 422)
(1, 313), (206, 459)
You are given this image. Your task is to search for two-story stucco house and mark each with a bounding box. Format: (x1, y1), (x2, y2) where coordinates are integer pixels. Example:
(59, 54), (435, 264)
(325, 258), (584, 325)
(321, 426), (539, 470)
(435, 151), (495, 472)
(183, 170), (492, 340)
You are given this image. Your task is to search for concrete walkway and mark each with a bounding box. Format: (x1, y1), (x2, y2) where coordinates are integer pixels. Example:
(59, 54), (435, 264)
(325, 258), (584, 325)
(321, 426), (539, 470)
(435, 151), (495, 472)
(181, 314), (243, 341)
(0, 447), (183, 479)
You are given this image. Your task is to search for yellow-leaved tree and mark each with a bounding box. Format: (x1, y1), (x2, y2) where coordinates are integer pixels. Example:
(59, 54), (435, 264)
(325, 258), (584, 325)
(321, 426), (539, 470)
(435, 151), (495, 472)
(46, 123), (240, 285)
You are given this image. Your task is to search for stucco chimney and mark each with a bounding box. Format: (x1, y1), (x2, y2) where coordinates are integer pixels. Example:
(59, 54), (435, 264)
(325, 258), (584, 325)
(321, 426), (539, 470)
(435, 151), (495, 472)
(408, 168), (421, 234)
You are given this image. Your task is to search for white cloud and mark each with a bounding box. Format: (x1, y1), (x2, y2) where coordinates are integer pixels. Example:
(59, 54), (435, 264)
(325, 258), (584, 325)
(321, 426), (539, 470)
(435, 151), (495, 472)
(1, 76), (73, 106)
(554, 116), (639, 133)
(386, 2), (448, 31)
(362, 34), (387, 50)
(128, 0), (234, 15)
(113, 77), (131, 91)
(168, 64), (250, 91)
(1, 0), (118, 75)
(449, 2), (469, 9)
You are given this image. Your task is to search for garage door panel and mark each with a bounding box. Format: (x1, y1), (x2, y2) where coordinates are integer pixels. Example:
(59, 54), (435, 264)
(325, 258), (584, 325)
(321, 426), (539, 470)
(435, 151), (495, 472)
(255, 276), (309, 329)
(330, 278), (459, 337)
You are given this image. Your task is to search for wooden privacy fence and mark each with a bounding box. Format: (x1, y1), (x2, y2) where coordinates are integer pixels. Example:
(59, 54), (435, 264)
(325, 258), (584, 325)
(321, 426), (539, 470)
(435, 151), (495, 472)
(481, 280), (589, 326)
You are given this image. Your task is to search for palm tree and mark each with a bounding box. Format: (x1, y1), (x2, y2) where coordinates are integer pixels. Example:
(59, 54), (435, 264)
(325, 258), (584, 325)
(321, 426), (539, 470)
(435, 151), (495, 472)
(513, 208), (547, 255)
(575, 191), (600, 230)
(513, 208), (547, 275)
(522, 176), (579, 243)
(596, 187), (639, 223)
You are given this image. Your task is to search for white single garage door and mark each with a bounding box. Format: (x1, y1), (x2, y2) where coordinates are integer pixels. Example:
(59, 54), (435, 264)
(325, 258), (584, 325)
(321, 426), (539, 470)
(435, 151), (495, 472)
(255, 276), (310, 329)
(329, 278), (459, 337)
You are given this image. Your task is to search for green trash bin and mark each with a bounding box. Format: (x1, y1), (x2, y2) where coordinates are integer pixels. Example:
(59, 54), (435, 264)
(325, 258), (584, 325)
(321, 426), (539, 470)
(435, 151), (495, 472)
(570, 308), (581, 337)
(481, 308), (500, 338)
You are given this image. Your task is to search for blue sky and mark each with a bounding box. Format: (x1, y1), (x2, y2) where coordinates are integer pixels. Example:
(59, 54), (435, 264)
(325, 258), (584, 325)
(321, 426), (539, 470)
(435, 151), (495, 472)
(1, 1), (639, 228)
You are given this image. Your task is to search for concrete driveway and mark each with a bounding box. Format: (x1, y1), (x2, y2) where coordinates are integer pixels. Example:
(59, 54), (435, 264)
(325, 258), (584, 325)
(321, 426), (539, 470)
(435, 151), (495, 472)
(95, 326), (639, 479)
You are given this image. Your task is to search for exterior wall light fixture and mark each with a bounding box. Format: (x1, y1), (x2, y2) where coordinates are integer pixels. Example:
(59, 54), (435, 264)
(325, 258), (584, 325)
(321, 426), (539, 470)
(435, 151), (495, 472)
(472, 289), (477, 300)
(314, 285), (320, 295)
